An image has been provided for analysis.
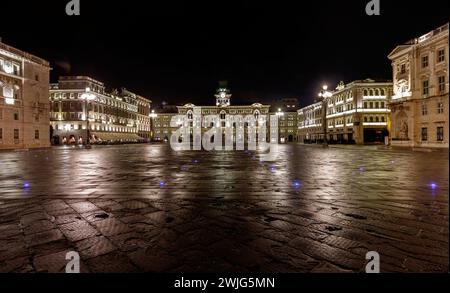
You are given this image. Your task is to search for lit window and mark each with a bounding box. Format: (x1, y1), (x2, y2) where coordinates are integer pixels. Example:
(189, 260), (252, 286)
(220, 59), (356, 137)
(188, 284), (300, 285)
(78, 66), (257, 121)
(3, 86), (13, 98)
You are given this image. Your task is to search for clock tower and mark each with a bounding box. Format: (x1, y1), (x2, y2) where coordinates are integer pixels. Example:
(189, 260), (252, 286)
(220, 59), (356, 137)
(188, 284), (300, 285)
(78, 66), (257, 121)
(215, 80), (231, 107)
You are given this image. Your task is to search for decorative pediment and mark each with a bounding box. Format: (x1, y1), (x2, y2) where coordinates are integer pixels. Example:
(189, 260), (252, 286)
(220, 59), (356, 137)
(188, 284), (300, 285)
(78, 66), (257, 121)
(388, 45), (412, 59)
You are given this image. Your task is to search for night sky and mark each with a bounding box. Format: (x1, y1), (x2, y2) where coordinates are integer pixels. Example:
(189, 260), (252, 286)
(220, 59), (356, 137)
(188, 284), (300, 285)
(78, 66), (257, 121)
(1, 0), (449, 106)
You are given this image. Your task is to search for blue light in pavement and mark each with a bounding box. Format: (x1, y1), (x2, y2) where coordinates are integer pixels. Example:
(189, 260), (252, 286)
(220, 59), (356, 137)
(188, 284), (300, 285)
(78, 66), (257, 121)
(429, 182), (438, 190)
(23, 182), (30, 189)
(293, 180), (301, 189)
(270, 165), (276, 173)
(159, 181), (166, 187)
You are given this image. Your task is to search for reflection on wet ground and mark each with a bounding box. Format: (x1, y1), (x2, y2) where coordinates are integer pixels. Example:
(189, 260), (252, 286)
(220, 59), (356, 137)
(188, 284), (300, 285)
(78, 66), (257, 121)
(0, 144), (448, 272)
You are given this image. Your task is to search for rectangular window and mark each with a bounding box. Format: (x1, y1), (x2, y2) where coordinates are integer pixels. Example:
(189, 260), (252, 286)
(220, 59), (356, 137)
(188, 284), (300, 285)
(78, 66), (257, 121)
(13, 63), (20, 75)
(437, 49), (445, 63)
(422, 80), (429, 96)
(421, 103), (428, 115)
(0, 128), (2, 139)
(0, 109), (2, 120)
(437, 102), (444, 114)
(421, 128), (427, 141)
(35, 130), (39, 139)
(438, 76), (445, 93)
(422, 55), (429, 68)
(14, 129), (19, 139)
(437, 127), (444, 141)
(14, 112), (19, 120)
(400, 64), (406, 74)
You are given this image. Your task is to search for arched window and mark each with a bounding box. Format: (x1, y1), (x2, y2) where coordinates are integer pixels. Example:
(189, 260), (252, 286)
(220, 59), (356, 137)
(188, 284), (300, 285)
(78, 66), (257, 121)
(369, 89), (374, 96)
(369, 117), (374, 122)
(375, 116), (379, 122)
(253, 110), (260, 121)
(364, 117), (368, 122)
(220, 111), (226, 120)
(381, 116), (385, 122)
(187, 111), (193, 120)
(375, 89), (379, 96)
(363, 89), (368, 96)
(380, 89), (385, 96)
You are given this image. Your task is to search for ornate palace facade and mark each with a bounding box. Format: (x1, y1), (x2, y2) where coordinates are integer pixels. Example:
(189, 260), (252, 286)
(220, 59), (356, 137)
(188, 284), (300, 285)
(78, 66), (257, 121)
(0, 41), (50, 150)
(153, 82), (273, 144)
(49, 76), (151, 144)
(388, 23), (449, 148)
(298, 79), (393, 144)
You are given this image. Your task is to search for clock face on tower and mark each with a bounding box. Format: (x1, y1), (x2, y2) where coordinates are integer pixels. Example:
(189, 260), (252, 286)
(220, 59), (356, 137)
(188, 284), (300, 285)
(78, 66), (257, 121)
(220, 92), (226, 99)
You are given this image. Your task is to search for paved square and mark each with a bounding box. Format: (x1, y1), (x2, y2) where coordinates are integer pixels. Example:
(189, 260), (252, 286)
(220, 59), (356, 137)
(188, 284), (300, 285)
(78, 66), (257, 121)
(0, 144), (448, 272)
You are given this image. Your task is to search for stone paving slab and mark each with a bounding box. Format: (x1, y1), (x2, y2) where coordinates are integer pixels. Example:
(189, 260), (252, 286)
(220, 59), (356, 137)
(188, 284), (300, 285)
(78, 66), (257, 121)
(0, 144), (448, 272)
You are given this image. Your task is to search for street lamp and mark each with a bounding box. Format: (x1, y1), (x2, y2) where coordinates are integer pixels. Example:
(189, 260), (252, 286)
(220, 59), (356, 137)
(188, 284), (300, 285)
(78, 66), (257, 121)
(149, 109), (158, 142)
(318, 85), (332, 146)
(80, 87), (96, 148)
(275, 108), (284, 143)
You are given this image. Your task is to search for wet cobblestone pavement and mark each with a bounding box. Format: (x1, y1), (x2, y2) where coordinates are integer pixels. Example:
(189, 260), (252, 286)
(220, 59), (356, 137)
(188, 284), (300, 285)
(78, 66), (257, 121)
(0, 144), (448, 272)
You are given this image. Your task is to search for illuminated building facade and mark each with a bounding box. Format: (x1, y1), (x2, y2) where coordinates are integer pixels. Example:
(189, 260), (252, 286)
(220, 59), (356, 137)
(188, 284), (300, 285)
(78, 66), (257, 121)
(49, 76), (151, 144)
(297, 101), (324, 143)
(270, 98), (300, 143)
(298, 79), (393, 144)
(153, 82), (272, 143)
(0, 41), (50, 150)
(388, 23), (449, 148)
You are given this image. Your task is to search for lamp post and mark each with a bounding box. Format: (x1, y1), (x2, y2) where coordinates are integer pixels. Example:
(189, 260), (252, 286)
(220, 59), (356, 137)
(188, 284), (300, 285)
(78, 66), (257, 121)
(275, 108), (284, 143)
(80, 87), (96, 148)
(149, 109), (158, 142)
(318, 85), (332, 146)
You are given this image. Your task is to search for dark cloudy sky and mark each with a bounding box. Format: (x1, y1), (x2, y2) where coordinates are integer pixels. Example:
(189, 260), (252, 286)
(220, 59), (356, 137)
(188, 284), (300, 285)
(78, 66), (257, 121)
(1, 0), (449, 106)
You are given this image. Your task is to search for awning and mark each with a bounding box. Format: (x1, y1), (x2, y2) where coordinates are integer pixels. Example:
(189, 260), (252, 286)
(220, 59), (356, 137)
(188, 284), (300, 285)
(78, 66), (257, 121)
(91, 132), (145, 141)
